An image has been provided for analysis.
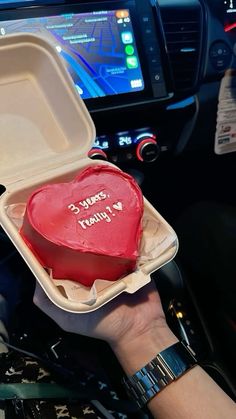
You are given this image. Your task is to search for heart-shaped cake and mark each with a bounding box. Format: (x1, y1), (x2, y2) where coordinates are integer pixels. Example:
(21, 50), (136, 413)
(21, 165), (144, 287)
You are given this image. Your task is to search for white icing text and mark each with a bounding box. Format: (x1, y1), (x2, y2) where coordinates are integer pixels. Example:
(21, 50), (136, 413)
(67, 191), (107, 214)
(79, 191), (107, 209)
(78, 212), (111, 229)
(67, 190), (123, 230)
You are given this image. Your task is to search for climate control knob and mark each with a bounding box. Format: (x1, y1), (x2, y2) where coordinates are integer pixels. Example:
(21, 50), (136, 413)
(88, 148), (108, 161)
(136, 138), (160, 162)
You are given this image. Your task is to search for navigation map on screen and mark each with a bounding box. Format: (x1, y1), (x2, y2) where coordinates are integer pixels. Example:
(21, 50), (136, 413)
(0, 9), (145, 99)
(0, 1), (32, 3)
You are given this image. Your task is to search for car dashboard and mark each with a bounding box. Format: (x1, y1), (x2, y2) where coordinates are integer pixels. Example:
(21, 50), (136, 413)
(0, 0), (236, 404)
(0, 0), (232, 167)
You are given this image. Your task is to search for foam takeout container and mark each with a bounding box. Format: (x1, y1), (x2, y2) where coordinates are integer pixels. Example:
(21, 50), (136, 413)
(0, 33), (178, 313)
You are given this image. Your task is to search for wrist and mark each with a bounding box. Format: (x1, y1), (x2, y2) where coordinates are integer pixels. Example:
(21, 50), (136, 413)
(110, 322), (179, 375)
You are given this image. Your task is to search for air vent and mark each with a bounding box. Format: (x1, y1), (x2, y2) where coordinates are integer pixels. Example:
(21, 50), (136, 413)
(161, 4), (203, 92)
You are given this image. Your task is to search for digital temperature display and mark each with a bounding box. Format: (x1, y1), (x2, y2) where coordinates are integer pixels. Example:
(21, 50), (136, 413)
(94, 138), (109, 150)
(224, 0), (236, 32)
(118, 135), (133, 147)
(225, 0), (236, 13)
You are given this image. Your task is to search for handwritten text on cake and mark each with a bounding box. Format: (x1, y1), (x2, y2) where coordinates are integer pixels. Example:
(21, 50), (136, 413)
(67, 191), (123, 229)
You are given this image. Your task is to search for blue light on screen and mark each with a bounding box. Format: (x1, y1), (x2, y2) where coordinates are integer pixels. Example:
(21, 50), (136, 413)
(0, 9), (145, 100)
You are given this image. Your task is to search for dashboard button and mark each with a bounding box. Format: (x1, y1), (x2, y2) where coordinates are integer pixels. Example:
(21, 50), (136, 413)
(88, 148), (108, 161)
(151, 67), (164, 84)
(209, 41), (232, 71)
(149, 55), (161, 66)
(152, 83), (167, 98)
(136, 138), (160, 162)
(141, 14), (152, 22)
(145, 41), (159, 55)
(142, 27), (155, 38)
(111, 155), (118, 163)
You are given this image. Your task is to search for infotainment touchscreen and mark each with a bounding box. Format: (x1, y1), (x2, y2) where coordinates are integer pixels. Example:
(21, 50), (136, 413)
(0, 9), (145, 100)
(0, 1), (64, 8)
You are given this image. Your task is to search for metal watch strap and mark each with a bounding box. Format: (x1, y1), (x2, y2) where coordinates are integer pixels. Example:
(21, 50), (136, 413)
(123, 341), (197, 408)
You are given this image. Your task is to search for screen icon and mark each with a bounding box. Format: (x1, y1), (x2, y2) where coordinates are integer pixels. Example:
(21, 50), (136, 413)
(56, 45), (62, 53)
(126, 56), (138, 69)
(125, 45), (135, 55)
(116, 10), (129, 19)
(121, 31), (133, 44)
(131, 79), (143, 88)
(76, 84), (84, 95)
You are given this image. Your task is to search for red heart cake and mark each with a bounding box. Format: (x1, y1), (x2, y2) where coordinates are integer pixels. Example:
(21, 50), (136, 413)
(21, 165), (144, 287)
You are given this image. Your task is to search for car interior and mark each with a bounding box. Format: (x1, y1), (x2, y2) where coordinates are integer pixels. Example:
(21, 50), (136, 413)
(0, 0), (236, 416)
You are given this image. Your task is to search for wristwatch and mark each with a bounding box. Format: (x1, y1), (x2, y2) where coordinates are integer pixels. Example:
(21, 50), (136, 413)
(123, 341), (197, 408)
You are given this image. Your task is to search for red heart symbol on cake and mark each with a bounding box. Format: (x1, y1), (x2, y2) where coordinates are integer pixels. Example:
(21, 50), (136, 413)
(21, 165), (144, 287)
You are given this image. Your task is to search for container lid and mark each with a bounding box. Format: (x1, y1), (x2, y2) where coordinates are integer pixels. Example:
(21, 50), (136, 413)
(0, 33), (96, 188)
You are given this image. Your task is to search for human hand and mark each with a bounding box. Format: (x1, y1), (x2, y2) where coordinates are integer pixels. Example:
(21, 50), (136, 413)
(34, 280), (178, 374)
(34, 281), (166, 344)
